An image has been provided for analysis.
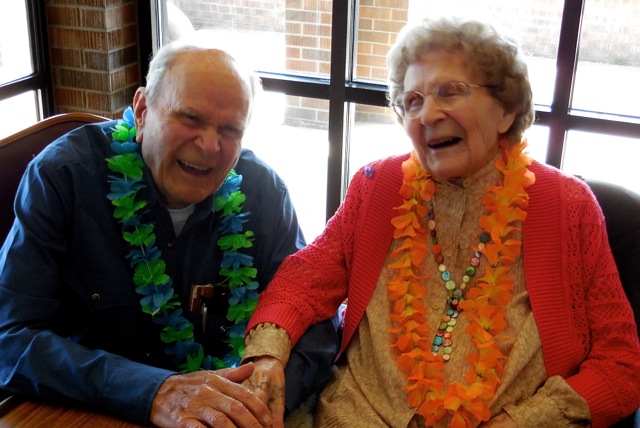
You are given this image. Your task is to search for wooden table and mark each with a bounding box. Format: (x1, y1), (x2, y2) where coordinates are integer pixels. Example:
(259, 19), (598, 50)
(0, 395), (145, 428)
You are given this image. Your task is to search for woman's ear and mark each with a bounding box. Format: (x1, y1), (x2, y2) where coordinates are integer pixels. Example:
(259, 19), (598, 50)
(497, 110), (516, 135)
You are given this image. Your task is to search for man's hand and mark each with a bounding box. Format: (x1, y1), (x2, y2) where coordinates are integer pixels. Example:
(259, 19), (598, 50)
(150, 362), (272, 428)
(243, 356), (285, 428)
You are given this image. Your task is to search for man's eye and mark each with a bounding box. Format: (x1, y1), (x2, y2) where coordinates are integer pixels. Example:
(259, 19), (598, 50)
(219, 126), (243, 141)
(177, 111), (201, 125)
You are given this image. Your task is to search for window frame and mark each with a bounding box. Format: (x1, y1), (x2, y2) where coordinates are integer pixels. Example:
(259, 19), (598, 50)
(0, 1), (53, 121)
(144, 0), (640, 221)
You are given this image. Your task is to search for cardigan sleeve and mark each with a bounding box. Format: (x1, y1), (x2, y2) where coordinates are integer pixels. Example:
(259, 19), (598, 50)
(504, 375), (590, 426)
(244, 170), (370, 346)
(526, 167), (640, 427)
(564, 183), (640, 426)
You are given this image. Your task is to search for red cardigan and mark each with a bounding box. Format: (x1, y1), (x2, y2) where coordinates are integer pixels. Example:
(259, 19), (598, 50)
(248, 154), (640, 427)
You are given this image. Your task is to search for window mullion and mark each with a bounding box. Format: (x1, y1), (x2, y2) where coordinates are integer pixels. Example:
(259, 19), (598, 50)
(547, 0), (585, 168)
(326, 0), (351, 220)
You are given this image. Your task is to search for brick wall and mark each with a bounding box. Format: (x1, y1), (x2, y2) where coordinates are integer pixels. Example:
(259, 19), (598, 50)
(357, 0), (407, 83)
(46, 0), (140, 118)
(407, 0), (640, 65)
(580, 0), (640, 65)
(285, 0), (332, 75)
(354, 0), (408, 125)
(283, 0), (332, 127)
(170, 0), (284, 32)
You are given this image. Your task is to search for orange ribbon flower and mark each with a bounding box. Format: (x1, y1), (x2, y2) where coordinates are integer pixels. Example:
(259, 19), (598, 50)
(387, 139), (535, 427)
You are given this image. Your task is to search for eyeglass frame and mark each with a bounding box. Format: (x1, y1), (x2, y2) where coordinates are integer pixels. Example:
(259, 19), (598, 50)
(391, 80), (498, 120)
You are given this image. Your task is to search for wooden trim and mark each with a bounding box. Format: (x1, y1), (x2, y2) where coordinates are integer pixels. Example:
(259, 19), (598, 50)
(0, 112), (109, 149)
(0, 394), (18, 418)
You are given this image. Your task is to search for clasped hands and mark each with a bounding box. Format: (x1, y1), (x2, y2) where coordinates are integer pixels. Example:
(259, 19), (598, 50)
(150, 356), (285, 428)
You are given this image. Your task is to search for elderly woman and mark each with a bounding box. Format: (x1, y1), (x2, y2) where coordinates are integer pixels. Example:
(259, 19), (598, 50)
(243, 17), (640, 428)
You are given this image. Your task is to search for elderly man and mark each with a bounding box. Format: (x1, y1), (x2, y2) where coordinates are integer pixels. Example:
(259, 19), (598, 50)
(0, 34), (336, 427)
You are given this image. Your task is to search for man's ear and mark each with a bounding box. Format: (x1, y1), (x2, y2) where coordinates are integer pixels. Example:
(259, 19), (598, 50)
(132, 88), (147, 142)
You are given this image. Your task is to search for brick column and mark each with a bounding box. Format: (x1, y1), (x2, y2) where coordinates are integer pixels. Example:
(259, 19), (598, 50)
(283, 0), (332, 128)
(355, 0), (407, 124)
(46, 0), (140, 118)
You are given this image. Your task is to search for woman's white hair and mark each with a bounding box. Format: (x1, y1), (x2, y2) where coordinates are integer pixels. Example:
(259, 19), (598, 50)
(387, 17), (535, 143)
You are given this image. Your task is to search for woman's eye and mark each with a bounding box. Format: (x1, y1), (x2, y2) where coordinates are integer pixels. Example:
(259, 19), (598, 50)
(406, 94), (423, 110)
(438, 82), (466, 98)
(438, 86), (457, 98)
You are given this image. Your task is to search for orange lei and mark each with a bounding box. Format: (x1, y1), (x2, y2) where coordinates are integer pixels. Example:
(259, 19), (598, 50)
(388, 139), (535, 427)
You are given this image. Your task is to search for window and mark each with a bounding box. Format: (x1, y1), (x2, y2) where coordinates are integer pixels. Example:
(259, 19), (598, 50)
(149, 0), (640, 241)
(0, 1), (52, 139)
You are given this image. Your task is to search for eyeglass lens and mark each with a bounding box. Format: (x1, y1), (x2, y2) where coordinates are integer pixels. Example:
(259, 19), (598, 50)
(394, 81), (474, 118)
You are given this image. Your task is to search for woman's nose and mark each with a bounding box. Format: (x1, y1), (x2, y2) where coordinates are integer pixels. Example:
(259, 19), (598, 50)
(418, 96), (446, 126)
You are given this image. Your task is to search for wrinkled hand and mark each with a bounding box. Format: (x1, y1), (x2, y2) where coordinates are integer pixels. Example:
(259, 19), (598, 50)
(478, 411), (517, 428)
(150, 362), (272, 428)
(242, 356), (285, 428)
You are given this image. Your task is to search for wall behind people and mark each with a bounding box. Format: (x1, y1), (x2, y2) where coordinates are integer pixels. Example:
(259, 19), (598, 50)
(45, 0), (141, 118)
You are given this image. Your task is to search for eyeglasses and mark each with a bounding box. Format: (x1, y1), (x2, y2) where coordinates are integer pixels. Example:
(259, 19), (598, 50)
(391, 81), (497, 119)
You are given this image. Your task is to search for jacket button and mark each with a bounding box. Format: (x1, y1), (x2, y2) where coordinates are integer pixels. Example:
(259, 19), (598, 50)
(91, 293), (101, 301)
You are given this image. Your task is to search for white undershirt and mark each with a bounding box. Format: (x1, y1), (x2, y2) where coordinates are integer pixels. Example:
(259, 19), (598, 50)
(167, 204), (195, 236)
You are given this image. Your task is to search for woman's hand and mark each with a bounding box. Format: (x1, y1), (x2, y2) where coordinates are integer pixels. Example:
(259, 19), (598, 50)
(243, 356), (286, 428)
(150, 362), (272, 427)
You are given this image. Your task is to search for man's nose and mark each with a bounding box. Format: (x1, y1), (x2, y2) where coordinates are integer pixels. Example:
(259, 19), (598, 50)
(194, 128), (221, 153)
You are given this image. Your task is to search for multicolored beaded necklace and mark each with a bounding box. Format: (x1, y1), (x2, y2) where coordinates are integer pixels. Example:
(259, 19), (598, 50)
(106, 107), (257, 372)
(387, 139), (535, 427)
(427, 204), (491, 361)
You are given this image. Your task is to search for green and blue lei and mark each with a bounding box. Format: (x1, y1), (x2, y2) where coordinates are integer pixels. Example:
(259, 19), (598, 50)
(106, 107), (258, 372)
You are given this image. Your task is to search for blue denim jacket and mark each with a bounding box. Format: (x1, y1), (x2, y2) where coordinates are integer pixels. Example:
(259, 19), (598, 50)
(0, 121), (336, 424)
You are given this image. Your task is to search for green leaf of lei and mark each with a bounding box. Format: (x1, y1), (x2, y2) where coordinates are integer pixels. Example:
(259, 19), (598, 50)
(227, 297), (258, 321)
(133, 259), (170, 287)
(217, 231), (254, 251)
(215, 191), (246, 216)
(112, 124), (137, 143)
(123, 225), (155, 247)
(181, 347), (204, 373)
(227, 337), (245, 357)
(161, 324), (194, 343)
(107, 153), (144, 179)
(112, 194), (148, 221)
(219, 267), (257, 288)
